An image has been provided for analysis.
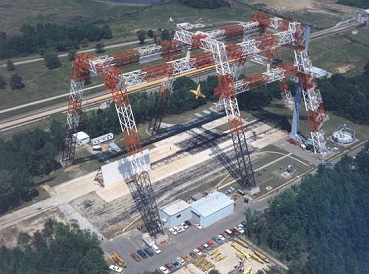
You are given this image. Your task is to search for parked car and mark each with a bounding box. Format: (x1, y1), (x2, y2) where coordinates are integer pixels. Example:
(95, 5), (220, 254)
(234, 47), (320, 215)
(169, 228), (177, 235)
(189, 251), (198, 259)
(109, 265), (123, 273)
(231, 227), (240, 236)
(182, 253), (192, 262)
(144, 247), (154, 257)
(178, 225), (185, 231)
(130, 253), (141, 262)
(212, 236), (222, 245)
(221, 232), (232, 240)
(236, 224), (245, 234)
(164, 263), (175, 272)
(193, 248), (203, 256)
(173, 226), (183, 233)
(202, 243), (212, 251)
(137, 249), (147, 259)
(171, 261), (181, 269)
(176, 256), (186, 266)
(197, 246), (206, 253)
(181, 222), (189, 229)
(218, 234), (226, 241)
(206, 240), (216, 248)
(159, 266), (170, 274)
(194, 223), (203, 230)
(241, 221), (247, 228)
(184, 220), (192, 227)
(151, 244), (162, 254)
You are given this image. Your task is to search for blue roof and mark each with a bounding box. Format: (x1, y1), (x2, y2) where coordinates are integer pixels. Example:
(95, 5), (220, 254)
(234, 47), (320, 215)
(191, 192), (233, 218)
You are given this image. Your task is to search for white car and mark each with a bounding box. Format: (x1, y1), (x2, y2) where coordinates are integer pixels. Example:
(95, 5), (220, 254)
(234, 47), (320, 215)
(176, 256), (186, 266)
(236, 225), (245, 234)
(218, 234), (225, 241)
(151, 244), (161, 254)
(193, 248), (203, 256)
(181, 222), (188, 229)
(169, 228), (177, 235)
(159, 266), (170, 274)
(109, 265), (123, 273)
(237, 224), (245, 234)
(173, 226), (182, 233)
(195, 223), (203, 230)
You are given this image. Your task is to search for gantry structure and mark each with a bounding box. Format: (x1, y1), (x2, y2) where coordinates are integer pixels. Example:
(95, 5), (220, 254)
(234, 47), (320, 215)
(62, 13), (327, 237)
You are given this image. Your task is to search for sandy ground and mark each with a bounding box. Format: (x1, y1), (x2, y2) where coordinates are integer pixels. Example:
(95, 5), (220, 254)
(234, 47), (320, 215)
(242, 0), (358, 13)
(0, 207), (67, 248)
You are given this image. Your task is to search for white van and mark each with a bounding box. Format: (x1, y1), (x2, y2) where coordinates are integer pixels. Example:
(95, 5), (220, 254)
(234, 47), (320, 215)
(92, 145), (102, 151)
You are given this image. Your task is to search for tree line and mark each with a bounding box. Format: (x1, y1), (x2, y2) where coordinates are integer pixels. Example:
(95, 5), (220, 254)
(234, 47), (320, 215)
(337, 0), (368, 8)
(245, 143), (369, 274)
(0, 124), (62, 215)
(319, 62), (369, 125)
(0, 23), (112, 58)
(0, 219), (108, 274)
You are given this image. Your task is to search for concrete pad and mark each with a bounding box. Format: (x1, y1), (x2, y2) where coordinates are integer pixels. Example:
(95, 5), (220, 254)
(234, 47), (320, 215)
(95, 181), (129, 202)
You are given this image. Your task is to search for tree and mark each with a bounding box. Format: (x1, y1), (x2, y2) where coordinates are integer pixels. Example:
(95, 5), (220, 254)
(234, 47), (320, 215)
(101, 24), (113, 39)
(44, 52), (61, 69)
(6, 60), (15, 71)
(161, 29), (172, 41)
(10, 74), (25, 90)
(0, 75), (6, 89)
(147, 29), (154, 38)
(0, 170), (16, 214)
(67, 49), (77, 61)
(137, 30), (146, 44)
(95, 42), (105, 54)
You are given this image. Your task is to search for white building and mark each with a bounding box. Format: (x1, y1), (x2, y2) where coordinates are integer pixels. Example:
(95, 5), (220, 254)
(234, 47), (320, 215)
(159, 200), (192, 228)
(191, 192), (234, 228)
(176, 22), (191, 29)
(73, 131), (90, 146)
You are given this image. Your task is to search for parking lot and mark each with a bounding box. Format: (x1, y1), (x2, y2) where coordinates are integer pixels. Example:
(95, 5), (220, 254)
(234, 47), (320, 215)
(102, 195), (272, 274)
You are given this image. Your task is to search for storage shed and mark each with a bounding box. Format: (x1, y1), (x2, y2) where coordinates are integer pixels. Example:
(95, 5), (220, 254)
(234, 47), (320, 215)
(159, 200), (192, 228)
(191, 192), (234, 228)
(73, 131), (90, 146)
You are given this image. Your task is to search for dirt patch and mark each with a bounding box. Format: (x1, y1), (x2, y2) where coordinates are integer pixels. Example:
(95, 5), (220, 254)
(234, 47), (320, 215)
(70, 191), (138, 239)
(243, 0), (358, 14)
(0, 207), (67, 249)
(334, 64), (354, 73)
(64, 165), (81, 173)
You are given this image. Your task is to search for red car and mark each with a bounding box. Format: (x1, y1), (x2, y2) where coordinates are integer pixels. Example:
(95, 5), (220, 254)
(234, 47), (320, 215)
(130, 252), (141, 262)
(231, 227), (240, 236)
(197, 245), (206, 253)
(206, 240), (216, 248)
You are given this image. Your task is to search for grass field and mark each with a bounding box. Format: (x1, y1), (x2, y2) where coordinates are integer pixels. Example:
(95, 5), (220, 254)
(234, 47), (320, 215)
(253, 155), (311, 197)
(0, 0), (145, 35)
(309, 31), (369, 76)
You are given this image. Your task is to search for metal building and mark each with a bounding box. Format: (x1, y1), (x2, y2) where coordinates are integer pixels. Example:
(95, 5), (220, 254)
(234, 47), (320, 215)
(191, 192), (234, 228)
(159, 200), (192, 228)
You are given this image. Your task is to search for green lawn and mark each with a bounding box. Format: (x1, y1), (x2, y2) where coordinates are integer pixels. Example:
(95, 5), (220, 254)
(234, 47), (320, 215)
(0, 0), (145, 35)
(309, 32), (369, 76)
(253, 155), (311, 197)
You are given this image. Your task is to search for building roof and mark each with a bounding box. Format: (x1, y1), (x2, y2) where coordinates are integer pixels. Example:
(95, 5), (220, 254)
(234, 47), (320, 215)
(160, 200), (191, 216)
(74, 131), (89, 140)
(191, 192), (233, 218)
